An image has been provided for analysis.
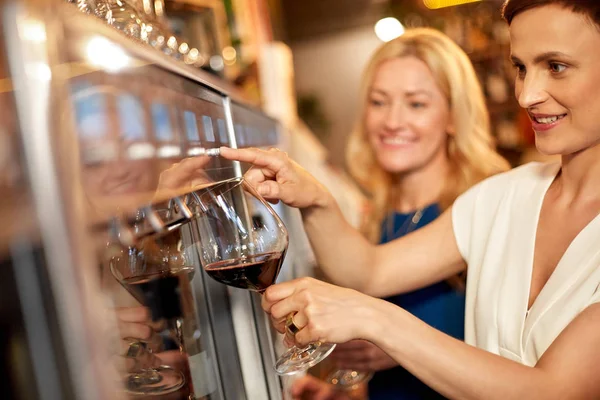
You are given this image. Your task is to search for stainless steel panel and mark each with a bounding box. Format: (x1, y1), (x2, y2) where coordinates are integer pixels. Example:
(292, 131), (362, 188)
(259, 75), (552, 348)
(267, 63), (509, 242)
(3, 1), (122, 399)
(2, 1), (286, 398)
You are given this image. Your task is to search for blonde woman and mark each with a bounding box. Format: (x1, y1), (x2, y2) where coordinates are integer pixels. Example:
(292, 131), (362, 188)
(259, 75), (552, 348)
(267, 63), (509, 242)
(222, 0), (600, 398)
(225, 28), (509, 399)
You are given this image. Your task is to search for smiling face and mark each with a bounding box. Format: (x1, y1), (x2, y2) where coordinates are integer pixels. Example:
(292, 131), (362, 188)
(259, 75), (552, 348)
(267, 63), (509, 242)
(510, 4), (600, 156)
(365, 56), (453, 174)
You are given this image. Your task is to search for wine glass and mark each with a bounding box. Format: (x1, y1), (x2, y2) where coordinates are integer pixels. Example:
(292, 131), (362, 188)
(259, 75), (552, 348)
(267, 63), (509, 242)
(99, 0), (147, 41)
(191, 177), (336, 375)
(108, 222), (190, 395)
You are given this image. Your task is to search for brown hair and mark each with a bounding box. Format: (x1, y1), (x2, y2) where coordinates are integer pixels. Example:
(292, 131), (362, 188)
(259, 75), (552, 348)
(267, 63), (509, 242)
(502, 0), (600, 26)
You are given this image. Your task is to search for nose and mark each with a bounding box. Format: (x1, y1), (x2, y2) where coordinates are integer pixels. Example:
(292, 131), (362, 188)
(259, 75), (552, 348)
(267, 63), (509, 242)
(517, 70), (549, 109)
(383, 102), (406, 131)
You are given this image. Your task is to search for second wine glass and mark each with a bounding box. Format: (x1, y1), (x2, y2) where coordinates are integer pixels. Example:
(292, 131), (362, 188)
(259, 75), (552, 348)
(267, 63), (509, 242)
(191, 177), (336, 375)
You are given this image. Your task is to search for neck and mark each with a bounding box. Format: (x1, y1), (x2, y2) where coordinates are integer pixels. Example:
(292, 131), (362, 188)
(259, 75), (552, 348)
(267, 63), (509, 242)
(390, 151), (449, 213)
(557, 142), (600, 205)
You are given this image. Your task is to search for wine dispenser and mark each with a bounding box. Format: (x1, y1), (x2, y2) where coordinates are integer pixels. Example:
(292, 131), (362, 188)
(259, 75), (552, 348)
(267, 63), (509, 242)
(0, 0), (289, 399)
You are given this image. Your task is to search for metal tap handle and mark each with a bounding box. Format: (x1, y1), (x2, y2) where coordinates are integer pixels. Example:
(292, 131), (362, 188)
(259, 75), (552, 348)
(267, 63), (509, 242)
(169, 196), (193, 220)
(143, 206), (166, 233)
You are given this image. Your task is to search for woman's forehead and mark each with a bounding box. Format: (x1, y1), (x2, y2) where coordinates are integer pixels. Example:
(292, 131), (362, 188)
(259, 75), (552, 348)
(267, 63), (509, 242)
(509, 5), (599, 58)
(371, 57), (440, 93)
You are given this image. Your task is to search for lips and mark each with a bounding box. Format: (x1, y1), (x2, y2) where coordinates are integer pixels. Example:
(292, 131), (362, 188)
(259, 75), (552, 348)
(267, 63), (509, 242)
(382, 137), (412, 145)
(530, 114), (566, 124)
(528, 112), (567, 132)
(379, 135), (418, 149)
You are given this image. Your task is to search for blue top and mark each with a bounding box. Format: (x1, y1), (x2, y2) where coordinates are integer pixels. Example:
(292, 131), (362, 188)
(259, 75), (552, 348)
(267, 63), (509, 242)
(368, 204), (465, 400)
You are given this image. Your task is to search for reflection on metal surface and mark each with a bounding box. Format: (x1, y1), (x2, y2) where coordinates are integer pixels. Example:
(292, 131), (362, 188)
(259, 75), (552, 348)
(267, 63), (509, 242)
(86, 36), (130, 71)
(105, 210), (219, 398)
(2, 2), (284, 399)
(20, 19), (47, 42)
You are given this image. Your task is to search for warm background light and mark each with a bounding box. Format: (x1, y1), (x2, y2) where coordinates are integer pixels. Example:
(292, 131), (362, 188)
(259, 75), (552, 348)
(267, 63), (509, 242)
(374, 17), (405, 42)
(423, 0), (482, 9)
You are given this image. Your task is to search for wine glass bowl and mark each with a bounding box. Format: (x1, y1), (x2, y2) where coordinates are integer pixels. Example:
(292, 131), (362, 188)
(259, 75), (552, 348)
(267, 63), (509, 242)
(192, 177), (288, 293)
(108, 225), (192, 395)
(192, 177), (335, 375)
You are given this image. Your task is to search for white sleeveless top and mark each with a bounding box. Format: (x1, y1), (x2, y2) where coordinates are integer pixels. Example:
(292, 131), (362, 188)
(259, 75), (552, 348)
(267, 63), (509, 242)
(452, 162), (600, 366)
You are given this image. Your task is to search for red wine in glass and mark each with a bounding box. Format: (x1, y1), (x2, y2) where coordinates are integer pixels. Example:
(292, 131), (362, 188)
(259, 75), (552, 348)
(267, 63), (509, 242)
(204, 251), (284, 292)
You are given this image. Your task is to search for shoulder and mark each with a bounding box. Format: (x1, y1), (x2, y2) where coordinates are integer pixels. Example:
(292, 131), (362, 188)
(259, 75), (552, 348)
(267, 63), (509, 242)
(480, 161), (559, 190)
(452, 162), (559, 230)
(465, 162), (560, 203)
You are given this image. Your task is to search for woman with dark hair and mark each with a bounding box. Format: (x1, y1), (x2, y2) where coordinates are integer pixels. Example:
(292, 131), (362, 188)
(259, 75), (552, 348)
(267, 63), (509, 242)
(220, 0), (600, 398)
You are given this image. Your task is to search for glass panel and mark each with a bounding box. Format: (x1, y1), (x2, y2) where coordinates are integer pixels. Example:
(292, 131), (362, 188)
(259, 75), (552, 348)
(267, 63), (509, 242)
(72, 81), (108, 140)
(152, 103), (174, 142)
(202, 115), (215, 143)
(217, 119), (228, 144)
(184, 110), (200, 142)
(117, 93), (146, 141)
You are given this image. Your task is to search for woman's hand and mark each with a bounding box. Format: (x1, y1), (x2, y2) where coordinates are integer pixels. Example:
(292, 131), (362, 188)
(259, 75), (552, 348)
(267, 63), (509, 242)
(219, 147), (331, 209)
(262, 277), (385, 347)
(115, 306), (159, 345)
(113, 306), (162, 372)
(290, 375), (352, 400)
(157, 156), (213, 193)
(329, 340), (397, 372)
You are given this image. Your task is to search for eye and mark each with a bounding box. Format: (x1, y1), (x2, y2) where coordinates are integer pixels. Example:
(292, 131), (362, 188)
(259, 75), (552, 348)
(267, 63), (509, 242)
(549, 62), (567, 74)
(369, 98), (385, 107)
(512, 62), (526, 78)
(409, 102), (426, 109)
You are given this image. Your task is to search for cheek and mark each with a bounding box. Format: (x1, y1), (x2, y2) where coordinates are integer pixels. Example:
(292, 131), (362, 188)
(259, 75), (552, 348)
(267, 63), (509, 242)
(414, 115), (450, 145)
(365, 113), (382, 144)
(365, 109), (382, 131)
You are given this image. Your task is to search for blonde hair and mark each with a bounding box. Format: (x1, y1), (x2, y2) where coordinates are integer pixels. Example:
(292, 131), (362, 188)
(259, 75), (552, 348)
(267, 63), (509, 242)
(346, 28), (510, 242)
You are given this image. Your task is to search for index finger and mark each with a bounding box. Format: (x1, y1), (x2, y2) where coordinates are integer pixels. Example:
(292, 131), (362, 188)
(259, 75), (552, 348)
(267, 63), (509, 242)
(116, 306), (150, 323)
(219, 147), (286, 171)
(261, 278), (311, 312)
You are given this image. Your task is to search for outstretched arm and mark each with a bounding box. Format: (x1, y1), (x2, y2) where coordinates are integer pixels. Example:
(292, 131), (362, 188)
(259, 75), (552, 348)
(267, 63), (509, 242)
(220, 147), (465, 297)
(263, 278), (600, 400)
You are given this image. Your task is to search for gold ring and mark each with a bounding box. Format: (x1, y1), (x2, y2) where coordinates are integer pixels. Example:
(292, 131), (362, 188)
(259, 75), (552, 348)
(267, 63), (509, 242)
(123, 339), (145, 358)
(286, 313), (301, 335)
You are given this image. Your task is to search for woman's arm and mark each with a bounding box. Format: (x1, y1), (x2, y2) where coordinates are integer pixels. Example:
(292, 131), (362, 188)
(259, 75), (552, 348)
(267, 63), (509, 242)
(264, 279), (600, 400)
(303, 203), (465, 297)
(374, 301), (600, 400)
(220, 147), (466, 297)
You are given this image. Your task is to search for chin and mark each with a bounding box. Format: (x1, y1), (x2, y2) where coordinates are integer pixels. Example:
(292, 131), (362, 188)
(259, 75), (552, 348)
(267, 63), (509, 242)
(380, 161), (420, 174)
(377, 156), (423, 174)
(535, 140), (584, 158)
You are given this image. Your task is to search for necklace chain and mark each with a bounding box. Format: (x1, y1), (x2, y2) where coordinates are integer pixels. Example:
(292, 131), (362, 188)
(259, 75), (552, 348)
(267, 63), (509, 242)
(385, 207), (425, 239)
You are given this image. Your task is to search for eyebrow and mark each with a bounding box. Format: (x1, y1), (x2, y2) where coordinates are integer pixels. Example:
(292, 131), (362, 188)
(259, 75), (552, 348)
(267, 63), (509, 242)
(370, 88), (432, 97)
(510, 51), (574, 65)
